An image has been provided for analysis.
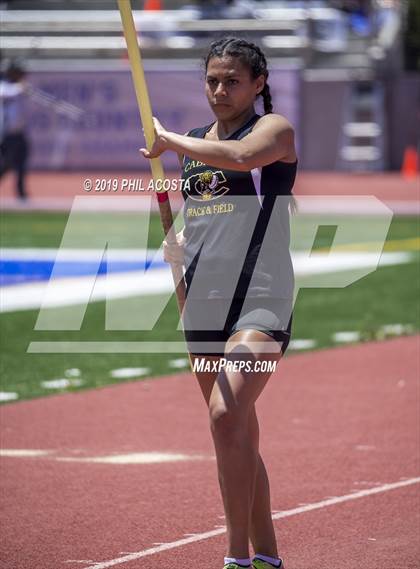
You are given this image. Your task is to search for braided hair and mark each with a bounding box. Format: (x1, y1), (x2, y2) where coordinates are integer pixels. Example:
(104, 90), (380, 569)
(204, 37), (273, 115)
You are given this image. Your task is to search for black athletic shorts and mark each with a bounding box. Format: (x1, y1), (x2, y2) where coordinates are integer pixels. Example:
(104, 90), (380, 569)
(182, 296), (293, 357)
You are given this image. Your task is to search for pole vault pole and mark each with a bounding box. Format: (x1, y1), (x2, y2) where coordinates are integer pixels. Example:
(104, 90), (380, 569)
(117, 0), (187, 319)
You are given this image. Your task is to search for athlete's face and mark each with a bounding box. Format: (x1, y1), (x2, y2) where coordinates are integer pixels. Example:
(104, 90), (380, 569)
(205, 56), (265, 120)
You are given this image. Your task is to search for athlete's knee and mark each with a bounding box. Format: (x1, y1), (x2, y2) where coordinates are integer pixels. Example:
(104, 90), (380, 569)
(209, 404), (249, 446)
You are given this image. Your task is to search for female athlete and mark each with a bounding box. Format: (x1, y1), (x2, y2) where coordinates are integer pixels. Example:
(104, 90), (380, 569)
(140, 37), (297, 569)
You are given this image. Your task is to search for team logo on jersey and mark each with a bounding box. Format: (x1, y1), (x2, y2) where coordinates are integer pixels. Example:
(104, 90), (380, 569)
(186, 170), (230, 201)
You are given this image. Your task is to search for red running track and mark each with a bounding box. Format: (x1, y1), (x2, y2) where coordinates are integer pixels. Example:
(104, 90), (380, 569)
(1, 336), (419, 569)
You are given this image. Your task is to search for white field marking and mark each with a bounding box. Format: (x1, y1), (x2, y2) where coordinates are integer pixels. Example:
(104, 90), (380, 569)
(109, 367), (150, 379)
(0, 248), (152, 261)
(0, 391), (19, 401)
(292, 251), (411, 276)
(41, 378), (83, 389)
(0, 449), (53, 457)
(71, 477), (420, 569)
(64, 368), (82, 378)
(0, 247), (414, 264)
(56, 452), (213, 465)
(0, 251), (411, 313)
(288, 339), (316, 350)
(380, 323), (414, 335)
(168, 358), (190, 369)
(0, 267), (173, 313)
(333, 331), (361, 343)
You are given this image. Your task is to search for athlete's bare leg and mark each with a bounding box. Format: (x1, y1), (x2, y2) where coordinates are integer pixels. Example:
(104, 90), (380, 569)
(248, 405), (279, 558)
(190, 330), (281, 559)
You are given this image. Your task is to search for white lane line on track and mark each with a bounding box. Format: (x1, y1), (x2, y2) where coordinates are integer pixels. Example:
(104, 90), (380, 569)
(0, 449), (214, 465)
(72, 476), (420, 569)
(57, 452), (213, 465)
(0, 449), (53, 457)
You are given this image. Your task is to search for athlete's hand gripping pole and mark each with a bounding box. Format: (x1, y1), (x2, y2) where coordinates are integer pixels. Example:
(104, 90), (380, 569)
(117, 0), (187, 316)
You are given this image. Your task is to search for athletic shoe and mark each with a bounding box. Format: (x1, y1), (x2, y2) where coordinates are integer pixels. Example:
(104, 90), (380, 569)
(223, 564), (251, 569)
(252, 558), (284, 569)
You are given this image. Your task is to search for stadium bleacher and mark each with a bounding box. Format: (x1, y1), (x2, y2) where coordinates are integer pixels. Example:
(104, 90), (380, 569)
(1, 1), (393, 65)
(0, 0), (409, 171)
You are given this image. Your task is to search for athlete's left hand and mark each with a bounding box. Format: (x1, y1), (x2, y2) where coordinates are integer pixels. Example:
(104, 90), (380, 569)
(139, 117), (168, 159)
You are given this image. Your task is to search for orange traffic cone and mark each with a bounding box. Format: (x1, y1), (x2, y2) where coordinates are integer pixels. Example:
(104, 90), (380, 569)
(401, 146), (418, 179)
(144, 0), (162, 9)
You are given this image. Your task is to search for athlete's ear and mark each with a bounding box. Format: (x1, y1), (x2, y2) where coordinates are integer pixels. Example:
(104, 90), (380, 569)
(255, 74), (265, 95)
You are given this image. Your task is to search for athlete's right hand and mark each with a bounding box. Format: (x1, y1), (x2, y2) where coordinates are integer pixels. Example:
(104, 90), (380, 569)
(163, 229), (185, 265)
(139, 117), (168, 159)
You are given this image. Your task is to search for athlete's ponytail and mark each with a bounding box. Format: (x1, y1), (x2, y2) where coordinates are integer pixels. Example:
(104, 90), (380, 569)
(260, 83), (273, 115)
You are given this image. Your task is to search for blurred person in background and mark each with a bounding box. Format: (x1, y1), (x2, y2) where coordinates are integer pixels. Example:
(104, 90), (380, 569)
(404, 0), (420, 71)
(0, 61), (29, 200)
(329, 0), (375, 35)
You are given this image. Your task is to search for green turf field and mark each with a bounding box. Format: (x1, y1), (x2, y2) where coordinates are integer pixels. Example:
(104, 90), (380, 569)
(0, 211), (419, 404)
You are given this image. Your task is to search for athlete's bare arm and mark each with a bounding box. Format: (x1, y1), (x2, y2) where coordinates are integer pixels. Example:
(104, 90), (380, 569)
(141, 115), (296, 172)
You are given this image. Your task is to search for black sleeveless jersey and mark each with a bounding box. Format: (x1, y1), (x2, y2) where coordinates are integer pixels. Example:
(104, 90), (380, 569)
(181, 113), (297, 300)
